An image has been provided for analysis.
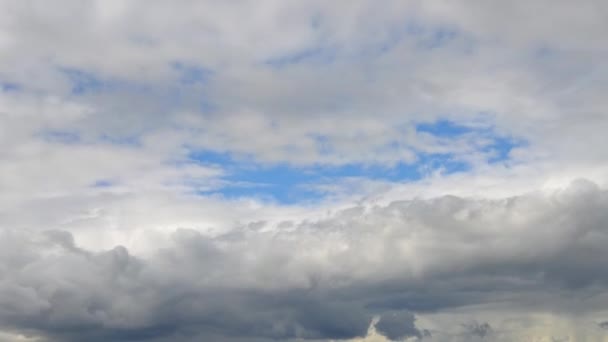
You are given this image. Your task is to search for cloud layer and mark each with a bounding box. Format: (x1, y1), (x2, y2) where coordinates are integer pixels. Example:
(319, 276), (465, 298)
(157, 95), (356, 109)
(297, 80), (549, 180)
(2, 1), (608, 341)
(2, 180), (608, 341)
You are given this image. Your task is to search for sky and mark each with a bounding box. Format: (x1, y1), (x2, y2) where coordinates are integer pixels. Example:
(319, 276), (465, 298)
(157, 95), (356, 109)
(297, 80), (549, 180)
(1, 1), (608, 341)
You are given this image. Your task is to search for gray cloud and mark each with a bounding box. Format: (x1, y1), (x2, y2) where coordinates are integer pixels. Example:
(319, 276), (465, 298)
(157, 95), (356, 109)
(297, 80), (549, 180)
(2, 2), (608, 341)
(375, 311), (428, 341)
(1, 180), (608, 340)
(2, 1), (608, 169)
(462, 322), (492, 339)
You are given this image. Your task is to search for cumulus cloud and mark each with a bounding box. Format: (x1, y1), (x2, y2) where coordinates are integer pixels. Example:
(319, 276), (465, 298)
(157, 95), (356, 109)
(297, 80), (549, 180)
(375, 311), (428, 341)
(1, 180), (608, 340)
(2, 1), (608, 341)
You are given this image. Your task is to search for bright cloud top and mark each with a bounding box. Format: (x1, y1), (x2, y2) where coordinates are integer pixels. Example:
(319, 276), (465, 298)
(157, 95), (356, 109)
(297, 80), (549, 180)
(1, 1), (608, 341)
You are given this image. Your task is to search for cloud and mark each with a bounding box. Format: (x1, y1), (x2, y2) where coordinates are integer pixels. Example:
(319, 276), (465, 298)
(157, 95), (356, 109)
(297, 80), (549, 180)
(375, 311), (428, 341)
(2, 1), (608, 341)
(462, 322), (492, 339)
(1, 180), (608, 340)
(2, 0), (607, 169)
(2, 1), (608, 205)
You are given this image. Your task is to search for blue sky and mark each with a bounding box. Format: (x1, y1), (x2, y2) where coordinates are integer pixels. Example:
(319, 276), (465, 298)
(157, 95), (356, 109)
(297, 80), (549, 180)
(55, 62), (524, 205)
(188, 119), (520, 203)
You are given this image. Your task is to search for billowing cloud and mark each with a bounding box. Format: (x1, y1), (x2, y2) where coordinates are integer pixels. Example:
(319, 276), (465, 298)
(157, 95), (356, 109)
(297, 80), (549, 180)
(1, 180), (608, 340)
(375, 312), (428, 341)
(2, 1), (608, 341)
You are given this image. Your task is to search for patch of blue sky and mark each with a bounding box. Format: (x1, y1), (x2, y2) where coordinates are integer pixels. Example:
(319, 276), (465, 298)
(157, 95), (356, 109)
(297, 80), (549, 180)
(483, 136), (527, 164)
(264, 47), (337, 68)
(188, 150), (317, 203)
(99, 134), (141, 147)
(416, 119), (525, 164)
(534, 45), (557, 59)
(59, 68), (106, 95)
(170, 61), (212, 85)
(264, 21), (462, 69)
(198, 100), (217, 114)
(38, 127), (144, 148)
(426, 28), (457, 48)
(188, 149), (469, 204)
(185, 119), (522, 204)
(38, 130), (81, 144)
(167, 62), (216, 114)
(1, 81), (20, 92)
(310, 12), (323, 30)
(416, 119), (474, 137)
(59, 67), (153, 95)
(59, 63), (209, 97)
(58, 64), (217, 121)
(376, 22), (460, 54)
(92, 179), (113, 188)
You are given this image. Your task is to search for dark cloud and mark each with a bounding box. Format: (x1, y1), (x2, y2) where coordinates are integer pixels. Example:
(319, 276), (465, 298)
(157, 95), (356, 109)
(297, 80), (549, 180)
(462, 322), (492, 339)
(1, 180), (608, 340)
(375, 311), (428, 341)
(0, 230), (372, 342)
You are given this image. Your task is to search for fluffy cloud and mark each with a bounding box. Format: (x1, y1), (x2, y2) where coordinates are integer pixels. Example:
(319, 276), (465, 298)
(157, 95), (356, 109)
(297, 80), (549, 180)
(375, 312), (428, 340)
(1, 1), (606, 167)
(2, 1), (608, 341)
(1, 180), (608, 341)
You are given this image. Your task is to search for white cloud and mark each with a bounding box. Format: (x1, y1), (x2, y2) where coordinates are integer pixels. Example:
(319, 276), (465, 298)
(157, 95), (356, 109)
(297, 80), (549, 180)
(2, 1), (608, 341)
